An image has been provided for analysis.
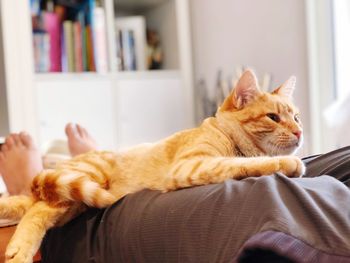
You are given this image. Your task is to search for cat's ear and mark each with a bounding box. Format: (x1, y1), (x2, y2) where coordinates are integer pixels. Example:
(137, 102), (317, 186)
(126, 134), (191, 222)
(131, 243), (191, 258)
(272, 76), (296, 99)
(220, 69), (261, 111)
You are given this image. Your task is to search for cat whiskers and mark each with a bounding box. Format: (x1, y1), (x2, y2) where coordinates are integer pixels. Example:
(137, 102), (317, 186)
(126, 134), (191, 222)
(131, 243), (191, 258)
(273, 142), (284, 156)
(266, 140), (282, 156)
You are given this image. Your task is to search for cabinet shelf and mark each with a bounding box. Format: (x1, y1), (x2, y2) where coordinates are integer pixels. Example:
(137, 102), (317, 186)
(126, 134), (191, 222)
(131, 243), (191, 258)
(114, 70), (180, 80)
(34, 70), (180, 82)
(34, 72), (110, 82)
(115, 0), (168, 11)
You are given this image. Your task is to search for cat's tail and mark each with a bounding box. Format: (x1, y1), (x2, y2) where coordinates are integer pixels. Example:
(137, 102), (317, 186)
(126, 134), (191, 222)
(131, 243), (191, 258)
(32, 169), (117, 209)
(0, 195), (34, 220)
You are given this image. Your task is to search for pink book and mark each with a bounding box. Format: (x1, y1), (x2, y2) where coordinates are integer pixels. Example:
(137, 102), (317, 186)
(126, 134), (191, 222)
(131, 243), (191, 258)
(43, 12), (61, 72)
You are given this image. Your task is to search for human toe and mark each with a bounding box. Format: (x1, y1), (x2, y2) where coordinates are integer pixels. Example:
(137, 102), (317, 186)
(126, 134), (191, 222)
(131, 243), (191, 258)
(76, 124), (88, 138)
(11, 134), (22, 147)
(4, 135), (15, 148)
(76, 123), (87, 138)
(65, 123), (79, 138)
(19, 132), (34, 148)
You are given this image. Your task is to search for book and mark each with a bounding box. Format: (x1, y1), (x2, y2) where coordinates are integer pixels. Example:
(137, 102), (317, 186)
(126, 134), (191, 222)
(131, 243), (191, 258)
(121, 30), (137, 71)
(92, 6), (108, 73)
(61, 26), (67, 72)
(116, 16), (147, 71)
(43, 12), (61, 72)
(128, 30), (137, 71)
(86, 25), (96, 71)
(63, 20), (75, 72)
(86, 0), (96, 72)
(121, 29), (131, 71)
(77, 10), (88, 71)
(74, 22), (83, 72)
(33, 32), (50, 72)
(30, 0), (41, 16)
(31, 0), (109, 73)
(116, 29), (124, 70)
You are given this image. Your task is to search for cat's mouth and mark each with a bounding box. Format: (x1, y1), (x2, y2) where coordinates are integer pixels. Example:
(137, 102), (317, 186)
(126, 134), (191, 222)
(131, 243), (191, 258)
(281, 136), (303, 149)
(283, 140), (303, 153)
(266, 140), (301, 155)
(287, 143), (300, 150)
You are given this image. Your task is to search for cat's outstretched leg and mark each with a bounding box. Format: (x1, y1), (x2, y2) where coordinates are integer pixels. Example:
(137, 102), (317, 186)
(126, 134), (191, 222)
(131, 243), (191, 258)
(0, 195), (34, 220)
(5, 201), (68, 263)
(167, 156), (305, 190)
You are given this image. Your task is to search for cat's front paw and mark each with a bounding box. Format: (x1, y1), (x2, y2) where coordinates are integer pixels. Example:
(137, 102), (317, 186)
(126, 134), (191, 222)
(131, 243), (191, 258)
(5, 240), (34, 263)
(277, 156), (305, 178)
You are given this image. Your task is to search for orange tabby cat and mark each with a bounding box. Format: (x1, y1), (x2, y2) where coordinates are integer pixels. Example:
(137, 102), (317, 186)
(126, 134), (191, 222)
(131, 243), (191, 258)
(0, 70), (304, 263)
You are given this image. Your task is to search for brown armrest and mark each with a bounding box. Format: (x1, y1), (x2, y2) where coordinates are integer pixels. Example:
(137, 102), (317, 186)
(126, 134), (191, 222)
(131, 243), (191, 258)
(0, 226), (41, 263)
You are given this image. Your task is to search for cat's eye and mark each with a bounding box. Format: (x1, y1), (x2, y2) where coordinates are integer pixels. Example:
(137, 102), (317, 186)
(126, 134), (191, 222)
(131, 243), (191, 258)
(267, 113), (280, 123)
(294, 114), (300, 123)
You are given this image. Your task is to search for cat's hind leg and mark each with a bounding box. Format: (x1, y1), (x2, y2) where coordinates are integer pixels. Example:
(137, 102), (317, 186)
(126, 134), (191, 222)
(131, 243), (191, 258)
(0, 195), (34, 221)
(33, 151), (119, 208)
(5, 201), (68, 263)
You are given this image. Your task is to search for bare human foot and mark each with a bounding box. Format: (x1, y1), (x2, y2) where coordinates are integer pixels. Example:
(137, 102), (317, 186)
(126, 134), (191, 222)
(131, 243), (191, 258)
(0, 132), (43, 195)
(65, 123), (98, 157)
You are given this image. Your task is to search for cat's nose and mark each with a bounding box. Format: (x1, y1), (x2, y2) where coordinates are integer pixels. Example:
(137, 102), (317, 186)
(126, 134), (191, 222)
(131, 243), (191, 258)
(293, 130), (302, 139)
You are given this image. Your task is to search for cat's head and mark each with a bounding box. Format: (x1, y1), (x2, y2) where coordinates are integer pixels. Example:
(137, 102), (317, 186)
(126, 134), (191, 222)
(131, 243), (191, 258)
(216, 70), (303, 156)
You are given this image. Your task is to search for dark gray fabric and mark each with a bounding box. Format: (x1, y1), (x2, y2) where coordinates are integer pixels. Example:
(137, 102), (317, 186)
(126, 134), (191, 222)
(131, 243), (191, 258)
(42, 175), (350, 262)
(302, 145), (350, 186)
(236, 230), (350, 263)
(41, 147), (350, 263)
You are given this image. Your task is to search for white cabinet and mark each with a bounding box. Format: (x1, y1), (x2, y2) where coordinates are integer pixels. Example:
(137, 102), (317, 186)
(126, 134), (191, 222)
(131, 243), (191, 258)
(0, 0), (194, 149)
(35, 75), (116, 150)
(35, 71), (190, 150)
(115, 72), (188, 148)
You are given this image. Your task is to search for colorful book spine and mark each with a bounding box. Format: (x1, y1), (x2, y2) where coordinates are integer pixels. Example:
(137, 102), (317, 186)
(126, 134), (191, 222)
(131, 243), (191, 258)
(63, 21), (75, 72)
(43, 12), (61, 72)
(33, 32), (50, 72)
(77, 11), (88, 71)
(86, 25), (96, 71)
(116, 29), (124, 71)
(32, 0), (111, 73)
(61, 26), (67, 72)
(82, 27), (88, 71)
(30, 0), (41, 16)
(74, 22), (83, 72)
(122, 29), (137, 71)
(121, 29), (130, 71)
(92, 6), (108, 73)
(128, 30), (137, 71)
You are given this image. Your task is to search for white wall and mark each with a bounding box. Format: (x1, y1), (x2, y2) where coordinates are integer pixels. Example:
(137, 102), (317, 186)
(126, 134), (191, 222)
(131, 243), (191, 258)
(190, 0), (311, 156)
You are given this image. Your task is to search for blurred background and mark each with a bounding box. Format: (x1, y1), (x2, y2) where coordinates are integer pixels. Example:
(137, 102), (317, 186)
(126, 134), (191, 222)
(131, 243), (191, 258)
(0, 0), (348, 159)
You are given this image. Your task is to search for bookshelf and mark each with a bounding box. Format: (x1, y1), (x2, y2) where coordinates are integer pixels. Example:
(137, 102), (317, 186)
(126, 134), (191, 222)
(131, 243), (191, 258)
(114, 0), (180, 71)
(0, 0), (194, 150)
(30, 0), (183, 73)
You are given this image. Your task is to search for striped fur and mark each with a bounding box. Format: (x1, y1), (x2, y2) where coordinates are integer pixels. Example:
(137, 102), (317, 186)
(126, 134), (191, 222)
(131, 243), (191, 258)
(0, 70), (305, 263)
